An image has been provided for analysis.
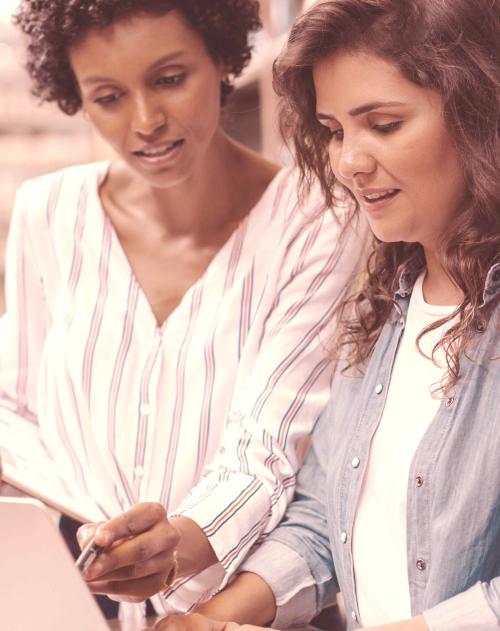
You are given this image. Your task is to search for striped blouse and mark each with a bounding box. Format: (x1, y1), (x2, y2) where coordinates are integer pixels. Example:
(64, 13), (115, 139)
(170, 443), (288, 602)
(0, 161), (362, 613)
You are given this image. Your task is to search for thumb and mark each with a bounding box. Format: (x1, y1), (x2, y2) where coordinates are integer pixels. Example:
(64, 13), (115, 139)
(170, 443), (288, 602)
(76, 522), (100, 550)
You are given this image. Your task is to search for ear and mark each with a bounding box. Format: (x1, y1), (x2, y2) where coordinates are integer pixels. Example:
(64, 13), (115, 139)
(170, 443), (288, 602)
(217, 60), (232, 83)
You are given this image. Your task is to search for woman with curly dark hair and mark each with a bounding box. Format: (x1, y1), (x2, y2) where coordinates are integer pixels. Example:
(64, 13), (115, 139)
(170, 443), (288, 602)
(0, 0), (364, 621)
(147, 0), (500, 630)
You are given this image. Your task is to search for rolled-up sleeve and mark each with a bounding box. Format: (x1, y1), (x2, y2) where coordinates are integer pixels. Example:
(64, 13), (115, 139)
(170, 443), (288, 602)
(239, 405), (338, 627)
(241, 540), (317, 629)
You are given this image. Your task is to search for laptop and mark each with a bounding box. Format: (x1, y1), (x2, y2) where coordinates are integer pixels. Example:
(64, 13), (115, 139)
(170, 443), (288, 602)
(0, 497), (111, 631)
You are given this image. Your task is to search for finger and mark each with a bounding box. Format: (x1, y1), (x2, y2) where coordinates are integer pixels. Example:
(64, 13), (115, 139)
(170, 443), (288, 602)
(84, 519), (177, 580)
(86, 549), (174, 582)
(93, 503), (169, 547)
(76, 522), (100, 550)
(87, 571), (168, 600)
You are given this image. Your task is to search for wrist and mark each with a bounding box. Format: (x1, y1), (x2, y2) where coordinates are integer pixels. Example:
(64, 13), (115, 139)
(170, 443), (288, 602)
(195, 572), (277, 626)
(170, 515), (217, 578)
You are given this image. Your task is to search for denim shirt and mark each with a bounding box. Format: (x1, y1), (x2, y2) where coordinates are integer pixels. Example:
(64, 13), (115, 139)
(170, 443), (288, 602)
(242, 263), (500, 631)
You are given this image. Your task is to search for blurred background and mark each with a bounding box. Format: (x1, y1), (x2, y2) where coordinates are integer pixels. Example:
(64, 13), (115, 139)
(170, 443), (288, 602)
(0, 0), (314, 312)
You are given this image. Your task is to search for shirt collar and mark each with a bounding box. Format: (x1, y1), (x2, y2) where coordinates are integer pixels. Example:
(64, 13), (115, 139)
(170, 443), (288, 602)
(394, 262), (500, 307)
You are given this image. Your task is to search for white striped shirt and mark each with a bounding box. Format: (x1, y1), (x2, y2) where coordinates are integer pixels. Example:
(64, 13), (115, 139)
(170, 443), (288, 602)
(0, 161), (362, 612)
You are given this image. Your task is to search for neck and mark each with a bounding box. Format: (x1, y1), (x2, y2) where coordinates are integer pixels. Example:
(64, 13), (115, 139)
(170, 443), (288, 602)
(150, 131), (245, 236)
(110, 130), (255, 241)
(422, 246), (463, 306)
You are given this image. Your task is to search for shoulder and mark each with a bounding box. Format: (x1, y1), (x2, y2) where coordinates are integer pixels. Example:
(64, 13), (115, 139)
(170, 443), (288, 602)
(16, 161), (109, 222)
(260, 167), (340, 225)
(260, 167), (357, 246)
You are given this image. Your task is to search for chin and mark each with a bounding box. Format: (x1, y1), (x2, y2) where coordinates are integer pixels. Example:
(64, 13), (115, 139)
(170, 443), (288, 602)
(368, 220), (414, 245)
(370, 228), (402, 244)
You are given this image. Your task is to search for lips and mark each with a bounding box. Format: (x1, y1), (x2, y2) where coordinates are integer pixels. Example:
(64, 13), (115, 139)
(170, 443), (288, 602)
(361, 188), (400, 203)
(132, 139), (184, 158)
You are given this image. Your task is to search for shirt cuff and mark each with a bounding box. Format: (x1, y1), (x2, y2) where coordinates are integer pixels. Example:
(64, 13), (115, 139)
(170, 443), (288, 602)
(240, 540), (318, 628)
(424, 581), (499, 631)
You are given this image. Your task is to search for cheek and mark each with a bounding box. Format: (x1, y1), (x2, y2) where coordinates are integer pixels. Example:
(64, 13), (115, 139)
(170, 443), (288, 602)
(173, 78), (221, 135)
(87, 111), (125, 142)
(328, 142), (341, 178)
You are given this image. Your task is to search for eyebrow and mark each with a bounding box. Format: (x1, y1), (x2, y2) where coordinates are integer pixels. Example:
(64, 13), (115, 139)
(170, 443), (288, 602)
(316, 100), (405, 122)
(80, 51), (185, 85)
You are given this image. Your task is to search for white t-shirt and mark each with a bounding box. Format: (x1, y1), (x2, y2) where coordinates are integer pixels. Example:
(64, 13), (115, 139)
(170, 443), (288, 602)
(352, 272), (456, 626)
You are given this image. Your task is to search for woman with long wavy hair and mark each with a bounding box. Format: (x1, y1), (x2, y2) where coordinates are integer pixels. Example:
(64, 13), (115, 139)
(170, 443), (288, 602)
(147, 0), (500, 629)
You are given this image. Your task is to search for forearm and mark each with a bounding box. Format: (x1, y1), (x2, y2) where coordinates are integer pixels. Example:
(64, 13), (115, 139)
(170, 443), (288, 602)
(194, 572), (277, 626)
(368, 616), (429, 631)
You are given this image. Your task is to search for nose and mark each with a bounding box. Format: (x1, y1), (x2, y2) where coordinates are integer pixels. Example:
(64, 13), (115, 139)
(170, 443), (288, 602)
(131, 93), (167, 137)
(331, 134), (376, 182)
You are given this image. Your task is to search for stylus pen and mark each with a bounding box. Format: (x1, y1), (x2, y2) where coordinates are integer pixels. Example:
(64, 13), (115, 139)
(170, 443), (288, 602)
(75, 536), (104, 573)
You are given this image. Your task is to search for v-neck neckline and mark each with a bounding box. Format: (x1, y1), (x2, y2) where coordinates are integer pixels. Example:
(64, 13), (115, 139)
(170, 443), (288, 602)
(92, 162), (254, 335)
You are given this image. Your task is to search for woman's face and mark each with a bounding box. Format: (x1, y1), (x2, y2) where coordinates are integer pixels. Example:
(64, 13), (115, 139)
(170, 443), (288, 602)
(69, 10), (225, 188)
(313, 50), (468, 250)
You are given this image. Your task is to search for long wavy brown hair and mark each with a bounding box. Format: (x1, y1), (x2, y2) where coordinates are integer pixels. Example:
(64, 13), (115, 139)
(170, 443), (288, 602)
(274, 0), (500, 394)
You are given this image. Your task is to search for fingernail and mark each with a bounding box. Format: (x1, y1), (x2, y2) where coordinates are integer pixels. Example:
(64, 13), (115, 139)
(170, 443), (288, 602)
(77, 525), (91, 543)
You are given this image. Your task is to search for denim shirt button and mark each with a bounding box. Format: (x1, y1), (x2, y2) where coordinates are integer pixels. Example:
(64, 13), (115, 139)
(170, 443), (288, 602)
(351, 611), (358, 622)
(375, 383), (384, 395)
(416, 475), (424, 487)
(475, 319), (486, 332)
(351, 456), (361, 468)
(341, 531), (348, 544)
(445, 397), (455, 407)
(416, 559), (427, 571)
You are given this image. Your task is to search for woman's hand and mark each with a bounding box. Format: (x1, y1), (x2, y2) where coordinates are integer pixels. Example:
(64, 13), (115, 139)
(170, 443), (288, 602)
(143, 613), (266, 631)
(77, 502), (180, 602)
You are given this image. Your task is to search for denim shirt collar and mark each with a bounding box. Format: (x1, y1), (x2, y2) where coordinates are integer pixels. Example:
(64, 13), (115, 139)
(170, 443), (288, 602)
(394, 262), (500, 307)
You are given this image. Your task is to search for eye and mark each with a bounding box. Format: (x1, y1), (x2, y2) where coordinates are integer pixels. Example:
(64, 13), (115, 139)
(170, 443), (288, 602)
(155, 72), (186, 88)
(318, 121), (344, 142)
(94, 92), (122, 106)
(327, 128), (344, 142)
(373, 121), (402, 134)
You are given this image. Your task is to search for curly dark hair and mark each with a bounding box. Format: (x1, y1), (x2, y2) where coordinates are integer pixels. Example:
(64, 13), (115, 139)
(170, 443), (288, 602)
(274, 0), (500, 395)
(13, 0), (261, 114)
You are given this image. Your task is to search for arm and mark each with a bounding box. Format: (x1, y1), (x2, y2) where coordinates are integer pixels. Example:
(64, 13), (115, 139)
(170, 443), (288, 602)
(80, 183), (364, 602)
(171, 201), (362, 591)
(146, 578), (500, 631)
(195, 572), (277, 626)
(143, 573), (275, 631)
(354, 579), (500, 631)
(146, 405), (337, 630)
(422, 578), (500, 631)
